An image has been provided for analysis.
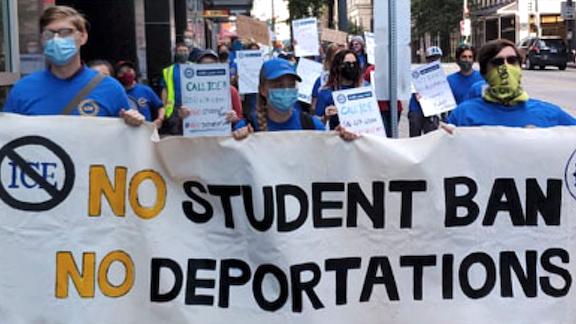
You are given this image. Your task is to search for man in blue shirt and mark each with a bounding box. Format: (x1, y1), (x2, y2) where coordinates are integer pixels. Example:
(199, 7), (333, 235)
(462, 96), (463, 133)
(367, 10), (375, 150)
(3, 6), (143, 126)
(115, 61), (165, 128)
(447, 44), (484, 105)
(448, 39), (576, 128)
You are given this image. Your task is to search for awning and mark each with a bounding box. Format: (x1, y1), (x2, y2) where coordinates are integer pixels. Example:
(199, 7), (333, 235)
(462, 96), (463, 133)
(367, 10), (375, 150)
(471, 1), (515, 17)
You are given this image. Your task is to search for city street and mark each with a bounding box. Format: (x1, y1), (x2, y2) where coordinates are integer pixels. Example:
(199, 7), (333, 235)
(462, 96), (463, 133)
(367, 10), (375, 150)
(523, 66), (576, 116)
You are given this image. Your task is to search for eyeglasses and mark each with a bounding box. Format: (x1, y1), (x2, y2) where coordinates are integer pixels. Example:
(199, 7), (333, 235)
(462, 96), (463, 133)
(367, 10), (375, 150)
(490, 56), (520, 66)
(341, 62), (358, 69)
(41, 28), (77, 41)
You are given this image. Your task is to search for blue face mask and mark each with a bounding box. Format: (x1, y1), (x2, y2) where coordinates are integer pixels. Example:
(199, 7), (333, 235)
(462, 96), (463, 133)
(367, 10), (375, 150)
(268, 88), (298, 113)
(44, 36), (78, 66)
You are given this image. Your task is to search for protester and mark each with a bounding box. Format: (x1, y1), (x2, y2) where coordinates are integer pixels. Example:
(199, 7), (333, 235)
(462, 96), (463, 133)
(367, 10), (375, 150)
(311, 43), (344, 113)
(447, 44), (484, 105)
(233, 58), (325, 138)
(115, 61), (165, 129)
(87, 59), (114, 77)
(364, 65), (403, 138)
(315, 49), (368, 130)
(183, 29), (202, 63)
(159, 42), (191, 134)
(178, 50), (242, 127)
(447, 39), (576, 127)
(3, 6), (143, 126)
(408, 46), (443, 137)
(350, 35), (368, 70)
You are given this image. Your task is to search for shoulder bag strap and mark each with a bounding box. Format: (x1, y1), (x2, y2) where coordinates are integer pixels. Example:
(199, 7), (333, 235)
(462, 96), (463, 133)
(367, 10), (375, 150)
(60, 73), (106, 115)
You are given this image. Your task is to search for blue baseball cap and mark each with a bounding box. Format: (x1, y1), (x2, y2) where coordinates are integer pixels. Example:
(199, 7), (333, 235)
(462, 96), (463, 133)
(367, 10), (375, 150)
(262, 58), (302, 82)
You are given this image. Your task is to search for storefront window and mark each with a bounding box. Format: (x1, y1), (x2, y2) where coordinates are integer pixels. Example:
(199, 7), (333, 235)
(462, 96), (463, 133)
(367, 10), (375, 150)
(0, 0), (19, 108)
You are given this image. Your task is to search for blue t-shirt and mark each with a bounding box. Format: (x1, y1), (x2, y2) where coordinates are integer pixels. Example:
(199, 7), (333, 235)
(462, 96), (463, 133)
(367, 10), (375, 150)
(447, 70), (484, 105)
(234, 108), (325, 131)
(466, 80), (488, 101)
(126, 84), (163, 121)
(447, 98), (576, 127)
(3, 67), (129, 116)
(409, 94), (422, 113)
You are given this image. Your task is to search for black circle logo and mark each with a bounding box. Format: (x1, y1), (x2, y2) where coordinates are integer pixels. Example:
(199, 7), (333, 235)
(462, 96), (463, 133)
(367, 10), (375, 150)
(0, 136), (75, 211)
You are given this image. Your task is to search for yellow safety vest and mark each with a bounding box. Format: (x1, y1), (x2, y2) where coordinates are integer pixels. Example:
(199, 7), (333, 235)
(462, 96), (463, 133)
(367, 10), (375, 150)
(163, 65), (176, 118)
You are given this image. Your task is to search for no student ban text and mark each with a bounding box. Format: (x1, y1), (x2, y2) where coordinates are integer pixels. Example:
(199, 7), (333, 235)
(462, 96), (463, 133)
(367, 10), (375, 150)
(54, 166), (570, 311)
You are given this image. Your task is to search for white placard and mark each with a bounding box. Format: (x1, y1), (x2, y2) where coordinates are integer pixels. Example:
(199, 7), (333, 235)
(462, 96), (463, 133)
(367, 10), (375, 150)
(292, 17), (320, 57)
(411, 61), (457, 116)
(364, 32), (376, 65)
(296, 58), (324, 104)
(333, 86), (386, 137)
(180, 63), (231, 137)
(236, 50), (264, 94)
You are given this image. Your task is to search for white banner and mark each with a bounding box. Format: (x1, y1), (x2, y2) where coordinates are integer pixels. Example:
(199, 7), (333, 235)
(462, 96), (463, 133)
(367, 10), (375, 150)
(236, 50), (264, 94)
(412, 61), (457, 116)
(180, 63), (232, 137)
(296, 58), (323, 104)
(333, 86), (386, 137)
(2, 114), (576, 323)
(292, 17), (320, 57)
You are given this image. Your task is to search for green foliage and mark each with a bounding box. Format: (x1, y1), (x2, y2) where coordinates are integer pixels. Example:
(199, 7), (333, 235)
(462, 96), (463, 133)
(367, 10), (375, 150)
(412, 0), (463, 58)
(287, 0), (331, 21)
(347, 21), (364, 36)
(412, 0), (462, 38)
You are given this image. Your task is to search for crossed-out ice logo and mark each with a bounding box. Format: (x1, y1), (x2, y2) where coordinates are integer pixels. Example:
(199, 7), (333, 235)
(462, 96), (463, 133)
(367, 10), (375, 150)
(337, 94), (347, 104)
(564, 147), (576, 201)
(184, 67), (195, 78)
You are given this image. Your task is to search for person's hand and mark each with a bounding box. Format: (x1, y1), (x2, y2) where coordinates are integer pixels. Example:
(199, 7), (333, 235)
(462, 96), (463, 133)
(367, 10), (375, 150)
(439, 122), (455, 135)
(153, 118), (164, 129)
(232, 125), (254, 140)
(120, 109), (145, 127)
(225, 110), (238, 123)
(325, 105), (338, 117)
(336, 125), (360, 141)
(179, 107), (191, 119)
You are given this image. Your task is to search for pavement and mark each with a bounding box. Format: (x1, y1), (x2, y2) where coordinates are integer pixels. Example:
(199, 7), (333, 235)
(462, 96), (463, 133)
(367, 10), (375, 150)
(394, 62), (576, 138)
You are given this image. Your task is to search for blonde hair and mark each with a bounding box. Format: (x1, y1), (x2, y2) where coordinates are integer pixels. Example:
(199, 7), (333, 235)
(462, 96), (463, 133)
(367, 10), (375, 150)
(40, 6), (88, 33)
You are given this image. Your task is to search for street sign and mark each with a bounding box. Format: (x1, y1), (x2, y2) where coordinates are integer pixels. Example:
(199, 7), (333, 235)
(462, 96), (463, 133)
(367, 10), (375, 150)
(562, 2), (575, 20)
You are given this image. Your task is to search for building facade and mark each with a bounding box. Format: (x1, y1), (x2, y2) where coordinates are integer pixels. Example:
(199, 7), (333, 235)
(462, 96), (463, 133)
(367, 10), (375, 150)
(471, 0), (567, 47)
(251, 0), (290, 42)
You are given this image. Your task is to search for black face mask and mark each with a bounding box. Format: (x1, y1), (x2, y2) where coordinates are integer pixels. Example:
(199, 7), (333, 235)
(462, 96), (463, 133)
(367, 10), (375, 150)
(341, 63), (359, 81)
(219, 52), (229, 61)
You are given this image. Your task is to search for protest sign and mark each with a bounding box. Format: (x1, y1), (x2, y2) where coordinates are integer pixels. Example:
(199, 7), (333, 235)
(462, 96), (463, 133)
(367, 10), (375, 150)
(296, 58), (323, 104)
(3, 114), (576, 323)
(180, 63), (231, 137)
(292, 17), (320, 57)
(236, 15), (270, 45)
(321, 28), (348, 45)
(364, 32), (376, 65)
(236, 50), (264, 94)
(333, 86), (386, 137)
(411, 61), (457, 116)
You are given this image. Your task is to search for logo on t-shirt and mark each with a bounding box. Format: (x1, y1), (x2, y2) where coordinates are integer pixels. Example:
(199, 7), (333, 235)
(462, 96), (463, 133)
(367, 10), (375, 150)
(77, 99), (100, 116)
(137, 97), (148, 108)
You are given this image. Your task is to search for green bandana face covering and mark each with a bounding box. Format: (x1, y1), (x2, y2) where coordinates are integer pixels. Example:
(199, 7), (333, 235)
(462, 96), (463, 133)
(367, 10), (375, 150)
(483, 64), (529, 106)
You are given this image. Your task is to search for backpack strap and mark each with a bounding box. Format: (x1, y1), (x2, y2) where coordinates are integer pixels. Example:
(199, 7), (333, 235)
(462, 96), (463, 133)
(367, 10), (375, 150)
(61, 73), (105, 115)
(299, 111), (316, 130)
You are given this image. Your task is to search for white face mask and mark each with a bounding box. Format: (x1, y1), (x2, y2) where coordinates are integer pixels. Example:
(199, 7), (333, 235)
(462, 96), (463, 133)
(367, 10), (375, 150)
(184, 38), (194, 47)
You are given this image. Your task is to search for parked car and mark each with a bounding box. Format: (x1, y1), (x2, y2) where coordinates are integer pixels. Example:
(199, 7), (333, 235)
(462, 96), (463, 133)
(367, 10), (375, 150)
(518, 36), (569, 70)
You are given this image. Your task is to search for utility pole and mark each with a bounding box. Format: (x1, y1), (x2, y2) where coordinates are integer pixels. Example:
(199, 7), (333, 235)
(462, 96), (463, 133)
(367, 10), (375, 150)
(271, 0), (276, 32)
(568, 0), (574, 56)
